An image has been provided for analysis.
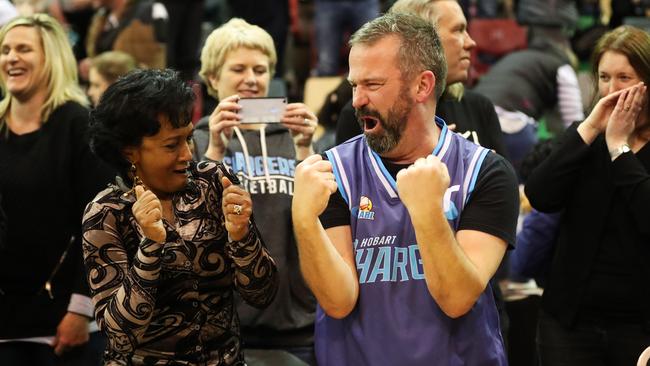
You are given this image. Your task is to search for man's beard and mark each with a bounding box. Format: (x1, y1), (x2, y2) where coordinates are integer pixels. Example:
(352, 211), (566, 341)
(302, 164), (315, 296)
(355, 91), (413, 154)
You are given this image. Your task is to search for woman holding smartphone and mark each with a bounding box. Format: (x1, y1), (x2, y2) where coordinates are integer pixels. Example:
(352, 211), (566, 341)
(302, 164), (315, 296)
(193, 18), (318, 365)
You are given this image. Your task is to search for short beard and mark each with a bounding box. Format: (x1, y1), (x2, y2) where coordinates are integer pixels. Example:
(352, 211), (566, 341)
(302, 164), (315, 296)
(355, 88), (413, 154)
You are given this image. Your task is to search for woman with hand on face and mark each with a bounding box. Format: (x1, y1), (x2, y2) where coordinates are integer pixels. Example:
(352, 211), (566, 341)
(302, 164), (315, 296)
(526, 26), (650, 366)
(0, 14), (113, 366)
(192, 18), (319, 365)
(83, 68), (278, 365)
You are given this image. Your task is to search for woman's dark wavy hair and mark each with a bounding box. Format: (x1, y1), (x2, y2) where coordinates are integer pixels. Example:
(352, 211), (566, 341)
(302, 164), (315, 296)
(89, 69), (195, 182)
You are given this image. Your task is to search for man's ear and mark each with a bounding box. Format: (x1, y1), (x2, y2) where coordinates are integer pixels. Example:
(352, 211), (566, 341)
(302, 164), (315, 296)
(414, 70), (436, 103)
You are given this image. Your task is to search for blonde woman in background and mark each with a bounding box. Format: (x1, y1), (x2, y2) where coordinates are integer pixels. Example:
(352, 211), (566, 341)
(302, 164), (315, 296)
(87, 50), (136, 106)
(0, 14), (113, 366)
(193, 18), (319, 365)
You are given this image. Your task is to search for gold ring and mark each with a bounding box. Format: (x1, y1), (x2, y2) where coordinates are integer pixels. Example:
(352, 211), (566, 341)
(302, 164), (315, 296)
(233, 204), (242, 215)
(624, 105), (631, 111)
(303, 118), (310, 126)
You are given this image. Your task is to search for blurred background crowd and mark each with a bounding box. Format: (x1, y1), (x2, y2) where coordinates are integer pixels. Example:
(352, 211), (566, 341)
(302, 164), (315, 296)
(0, 0), (650, 365)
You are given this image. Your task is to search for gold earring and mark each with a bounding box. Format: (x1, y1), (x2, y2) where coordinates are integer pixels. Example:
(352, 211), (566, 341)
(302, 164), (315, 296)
(123, 162), (144, 197)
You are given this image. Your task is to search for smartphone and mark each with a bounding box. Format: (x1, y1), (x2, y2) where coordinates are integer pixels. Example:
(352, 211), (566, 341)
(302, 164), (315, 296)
(238, 97), (287, 124)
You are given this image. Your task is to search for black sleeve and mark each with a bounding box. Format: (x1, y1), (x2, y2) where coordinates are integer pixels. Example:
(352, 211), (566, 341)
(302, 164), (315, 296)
(0, 193), (5, 250)
(458, 152), (520, 248)
(474, 93), (508, 158)
(317, 79), (353, 130)
(524, 122), (592, 213)
(318, 154), (351, 229)
(335, 100), (362, 145)
(611, 149), (650, 237)
(145, 2), (168, 43)
(438, 91), (508, 158)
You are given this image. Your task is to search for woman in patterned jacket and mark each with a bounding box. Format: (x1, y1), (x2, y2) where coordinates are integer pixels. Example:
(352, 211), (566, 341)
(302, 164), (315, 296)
(82, 68), (278, 365)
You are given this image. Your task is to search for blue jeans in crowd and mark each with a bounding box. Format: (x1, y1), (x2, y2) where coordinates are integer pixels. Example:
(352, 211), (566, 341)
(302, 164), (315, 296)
(314, 0), (379, 76)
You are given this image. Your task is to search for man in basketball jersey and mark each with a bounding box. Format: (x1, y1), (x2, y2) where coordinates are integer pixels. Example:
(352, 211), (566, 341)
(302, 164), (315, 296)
(292, 12), (519, 365)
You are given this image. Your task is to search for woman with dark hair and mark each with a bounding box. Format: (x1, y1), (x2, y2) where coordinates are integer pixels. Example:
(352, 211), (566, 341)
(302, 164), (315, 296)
(526, 25), (650, 365)
(82, 68), (278, 365)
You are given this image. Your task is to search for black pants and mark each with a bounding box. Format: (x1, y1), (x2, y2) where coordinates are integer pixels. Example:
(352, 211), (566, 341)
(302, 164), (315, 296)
(245, 346), (316, 366)
(161, 0), (205, 81)
(0, 331), (106, 366)
(537, 310), (650, 366)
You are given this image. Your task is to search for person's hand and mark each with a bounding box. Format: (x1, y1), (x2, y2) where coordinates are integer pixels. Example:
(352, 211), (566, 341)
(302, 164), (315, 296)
(281, 103), (318, 148)
(396, 155), (450, 216)
(292, 154), (338, 219)
(206, 94), (242, 158)
(132, 185), (166, 243)
(579, 87), (633, 143)
(606, 82), (646, 149)
(52, 312), (89, 356)
(221, 176), (252, 241)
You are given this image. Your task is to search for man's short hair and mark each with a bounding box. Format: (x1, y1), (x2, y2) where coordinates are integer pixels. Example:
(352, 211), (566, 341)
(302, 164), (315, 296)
(349, 12), (447, 99)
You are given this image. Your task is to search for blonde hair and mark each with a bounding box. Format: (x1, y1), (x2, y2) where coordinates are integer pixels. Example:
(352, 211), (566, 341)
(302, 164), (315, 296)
(0, 14), (88, 129)
(389, 0), (466, 100)
(91, 51), (137, 84)
(199, 18), (276, 99)
(390, 0), (444, 24)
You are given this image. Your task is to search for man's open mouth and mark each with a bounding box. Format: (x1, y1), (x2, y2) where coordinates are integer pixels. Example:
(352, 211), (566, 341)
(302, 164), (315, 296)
(361, 116), (381, 131)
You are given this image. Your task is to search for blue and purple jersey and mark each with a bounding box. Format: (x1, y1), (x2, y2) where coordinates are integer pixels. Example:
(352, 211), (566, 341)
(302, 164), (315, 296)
(318, 117), (507, 366)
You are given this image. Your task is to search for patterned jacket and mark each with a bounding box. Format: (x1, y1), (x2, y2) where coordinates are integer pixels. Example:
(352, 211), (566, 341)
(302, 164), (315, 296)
(82, 161), (278, 365)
